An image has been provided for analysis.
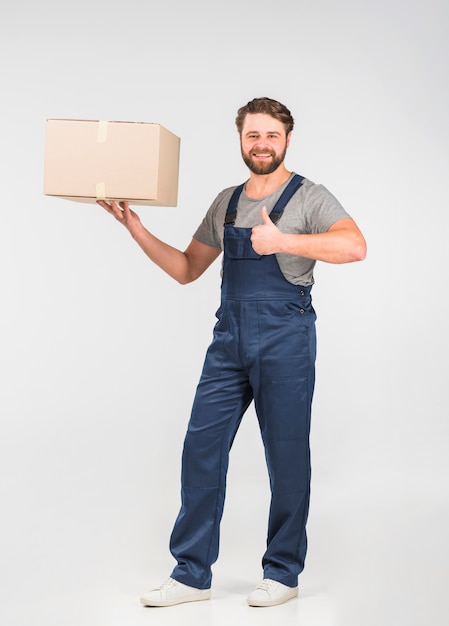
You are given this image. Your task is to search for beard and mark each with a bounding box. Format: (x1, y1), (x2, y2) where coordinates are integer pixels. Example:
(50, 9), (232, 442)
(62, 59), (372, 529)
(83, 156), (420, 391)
(241, 145), (287, 175)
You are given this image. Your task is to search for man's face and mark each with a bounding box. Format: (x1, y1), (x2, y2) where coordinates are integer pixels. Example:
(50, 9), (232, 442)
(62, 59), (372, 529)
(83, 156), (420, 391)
(240, 113), (290, 175)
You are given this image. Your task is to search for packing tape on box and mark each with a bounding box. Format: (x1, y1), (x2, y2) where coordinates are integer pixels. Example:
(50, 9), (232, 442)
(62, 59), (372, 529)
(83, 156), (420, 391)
(96, 182), (106, 200)
(97, 120), (108, 143)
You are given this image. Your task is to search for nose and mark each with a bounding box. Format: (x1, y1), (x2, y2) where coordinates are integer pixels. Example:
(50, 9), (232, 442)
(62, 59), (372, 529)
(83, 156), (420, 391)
(253, 141), (272, 151)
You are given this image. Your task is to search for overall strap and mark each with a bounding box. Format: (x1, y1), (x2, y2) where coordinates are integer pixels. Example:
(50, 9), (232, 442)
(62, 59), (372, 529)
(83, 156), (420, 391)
(269, 174), (305, 224)
(224, 183), (245, 225)
(224, 174), (305, 226)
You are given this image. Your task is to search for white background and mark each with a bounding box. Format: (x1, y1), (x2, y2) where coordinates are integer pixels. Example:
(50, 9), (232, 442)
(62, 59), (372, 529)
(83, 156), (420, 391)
(1, 1), (448, 625)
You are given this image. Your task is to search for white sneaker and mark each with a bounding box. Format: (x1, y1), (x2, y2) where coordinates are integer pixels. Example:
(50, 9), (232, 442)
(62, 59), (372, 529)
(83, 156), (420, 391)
(140, 577), (211, 607)
(247, 578), (298, 607)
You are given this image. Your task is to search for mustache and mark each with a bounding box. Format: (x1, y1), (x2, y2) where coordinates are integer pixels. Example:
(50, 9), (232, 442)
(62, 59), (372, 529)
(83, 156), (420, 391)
(250, 149), (275, 156)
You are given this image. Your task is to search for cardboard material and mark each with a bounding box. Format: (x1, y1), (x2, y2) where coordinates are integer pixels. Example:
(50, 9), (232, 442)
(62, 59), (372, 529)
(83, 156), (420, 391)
(43, 119), (180, 206)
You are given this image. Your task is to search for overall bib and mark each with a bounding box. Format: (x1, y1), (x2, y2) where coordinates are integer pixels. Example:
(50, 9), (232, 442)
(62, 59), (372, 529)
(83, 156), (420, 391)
(170, 175), (317, 589)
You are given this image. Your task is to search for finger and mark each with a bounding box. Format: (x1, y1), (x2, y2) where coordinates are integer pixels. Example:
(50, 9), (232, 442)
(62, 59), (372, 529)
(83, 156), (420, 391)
(105, 199), (126, 220)
(261, 206), (271, 224)
(110, 199), (123, 213)
(97, 199), (114, 213)
(119, 201), (131, 216)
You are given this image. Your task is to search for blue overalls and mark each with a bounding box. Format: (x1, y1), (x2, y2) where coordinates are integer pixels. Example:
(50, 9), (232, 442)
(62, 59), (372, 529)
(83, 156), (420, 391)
(169, 175), (317, 589)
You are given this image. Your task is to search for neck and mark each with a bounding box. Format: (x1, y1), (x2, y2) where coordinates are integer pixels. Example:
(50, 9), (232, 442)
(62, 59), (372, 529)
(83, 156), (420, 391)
(245, 166), (292, 199)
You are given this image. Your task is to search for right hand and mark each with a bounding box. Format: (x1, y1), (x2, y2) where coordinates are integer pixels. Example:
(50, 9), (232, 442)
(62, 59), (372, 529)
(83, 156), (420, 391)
(97, 200), (142, 236)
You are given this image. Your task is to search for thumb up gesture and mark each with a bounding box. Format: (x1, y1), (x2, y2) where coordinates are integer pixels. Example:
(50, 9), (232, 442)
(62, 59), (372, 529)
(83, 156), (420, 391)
(250, 206), (283, 255)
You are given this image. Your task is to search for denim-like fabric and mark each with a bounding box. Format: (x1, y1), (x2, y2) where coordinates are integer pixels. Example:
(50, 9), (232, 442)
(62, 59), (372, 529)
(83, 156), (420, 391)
(170, 179), (316, 589)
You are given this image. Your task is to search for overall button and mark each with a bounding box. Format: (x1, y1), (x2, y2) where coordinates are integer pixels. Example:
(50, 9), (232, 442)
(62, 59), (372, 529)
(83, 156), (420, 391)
(300, 290), (305, 296)
(299, 309), (305, 314)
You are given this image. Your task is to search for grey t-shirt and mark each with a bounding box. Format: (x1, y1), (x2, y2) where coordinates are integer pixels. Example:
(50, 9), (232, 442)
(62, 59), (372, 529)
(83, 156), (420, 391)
(193, 173), (350, 286)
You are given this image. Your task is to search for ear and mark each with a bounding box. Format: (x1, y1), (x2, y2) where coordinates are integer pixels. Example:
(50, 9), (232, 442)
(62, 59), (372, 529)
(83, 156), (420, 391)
(286, 131), (292, 148)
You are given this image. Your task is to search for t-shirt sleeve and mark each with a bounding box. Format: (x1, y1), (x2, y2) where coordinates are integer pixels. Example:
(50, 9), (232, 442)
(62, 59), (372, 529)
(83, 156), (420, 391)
(193, 203), (222, 249)
(304, 184), (351, 234)
(192, 189), (231, 250)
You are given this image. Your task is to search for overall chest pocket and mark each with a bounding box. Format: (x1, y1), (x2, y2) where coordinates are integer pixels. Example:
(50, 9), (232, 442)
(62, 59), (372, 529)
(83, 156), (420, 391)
(225, 232), (262, 260)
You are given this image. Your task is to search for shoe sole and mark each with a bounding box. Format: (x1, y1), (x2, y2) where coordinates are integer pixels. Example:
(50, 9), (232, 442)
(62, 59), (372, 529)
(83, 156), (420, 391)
(140, 592), (211, 607)
(247, 588), (298, 607)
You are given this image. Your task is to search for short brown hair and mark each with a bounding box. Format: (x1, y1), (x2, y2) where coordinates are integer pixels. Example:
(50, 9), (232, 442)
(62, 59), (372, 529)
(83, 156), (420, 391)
(235, 97), (294, 135)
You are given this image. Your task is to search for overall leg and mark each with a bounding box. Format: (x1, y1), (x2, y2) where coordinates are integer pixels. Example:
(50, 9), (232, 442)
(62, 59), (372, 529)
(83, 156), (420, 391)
(252, 305), (316, 588)
(170, 305), (253, 589)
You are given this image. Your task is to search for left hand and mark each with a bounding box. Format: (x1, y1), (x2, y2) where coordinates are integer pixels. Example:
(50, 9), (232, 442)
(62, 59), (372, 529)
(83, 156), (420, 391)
(250, 206), (284, 255)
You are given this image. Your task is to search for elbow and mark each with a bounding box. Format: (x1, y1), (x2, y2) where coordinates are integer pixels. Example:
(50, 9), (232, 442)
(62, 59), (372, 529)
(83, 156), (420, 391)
(351, 238), (366, 262)
(336, 239), (366, 264)
(176, 276), (194, 285)
(328, 223), (367, 263)
(357, 235), (367, 261)
(350, 238), (367, 262)
(175, 270), (199, 285)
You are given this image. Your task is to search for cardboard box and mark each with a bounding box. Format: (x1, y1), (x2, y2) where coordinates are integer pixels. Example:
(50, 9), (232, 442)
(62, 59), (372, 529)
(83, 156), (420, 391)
(44, 119), (180, 206)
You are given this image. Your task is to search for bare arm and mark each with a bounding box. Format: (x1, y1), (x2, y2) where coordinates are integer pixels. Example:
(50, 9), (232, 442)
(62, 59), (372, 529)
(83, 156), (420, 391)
(97, 200), (221, 284)
(251, 207), (367, 263)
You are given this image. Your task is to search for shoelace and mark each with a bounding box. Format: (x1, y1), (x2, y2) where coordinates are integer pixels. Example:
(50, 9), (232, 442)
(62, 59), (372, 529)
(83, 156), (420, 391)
(256, 579), (277, 592)
(157, 578), (176, 590)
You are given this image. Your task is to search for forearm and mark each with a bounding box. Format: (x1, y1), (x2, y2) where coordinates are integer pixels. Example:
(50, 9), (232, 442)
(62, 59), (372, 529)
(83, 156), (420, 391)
(278, 227), (367, 264)
(130, 222), (195, 283)
(251, 212), (366, 263)
(98, 199), (214, 284)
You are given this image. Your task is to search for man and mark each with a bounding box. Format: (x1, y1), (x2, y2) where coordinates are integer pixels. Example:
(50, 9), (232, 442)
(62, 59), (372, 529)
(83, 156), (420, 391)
(98, 97), (366, 607)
